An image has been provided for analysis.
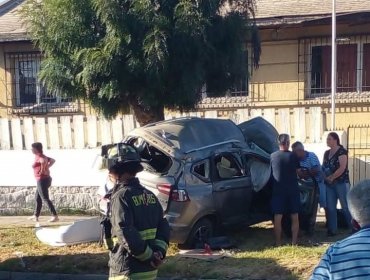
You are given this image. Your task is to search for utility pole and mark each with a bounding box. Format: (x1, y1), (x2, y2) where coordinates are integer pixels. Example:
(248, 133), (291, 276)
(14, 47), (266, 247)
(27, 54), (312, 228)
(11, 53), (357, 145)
(331, 0), (337, 130)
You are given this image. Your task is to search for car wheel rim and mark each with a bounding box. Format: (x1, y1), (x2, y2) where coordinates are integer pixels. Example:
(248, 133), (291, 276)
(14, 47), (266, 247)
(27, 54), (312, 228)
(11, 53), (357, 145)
(195, 225), (211, 243)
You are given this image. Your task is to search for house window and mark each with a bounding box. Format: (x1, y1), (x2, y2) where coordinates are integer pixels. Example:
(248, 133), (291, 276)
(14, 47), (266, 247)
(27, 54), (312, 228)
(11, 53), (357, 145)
(229, 49), (249, 97)
(6, 52), (77, 114)
(310, 44), (357, 95)
(362, 44), (370, 90)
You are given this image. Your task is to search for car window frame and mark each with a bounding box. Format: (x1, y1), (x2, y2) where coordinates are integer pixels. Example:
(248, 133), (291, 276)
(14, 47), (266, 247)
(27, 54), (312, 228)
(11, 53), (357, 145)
(191, 159), (211, 183)
(211, 152), (246, 182)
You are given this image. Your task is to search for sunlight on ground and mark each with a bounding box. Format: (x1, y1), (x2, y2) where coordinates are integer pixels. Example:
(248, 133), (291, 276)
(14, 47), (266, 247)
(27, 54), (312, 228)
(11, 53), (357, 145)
(0, 222), (349, 279)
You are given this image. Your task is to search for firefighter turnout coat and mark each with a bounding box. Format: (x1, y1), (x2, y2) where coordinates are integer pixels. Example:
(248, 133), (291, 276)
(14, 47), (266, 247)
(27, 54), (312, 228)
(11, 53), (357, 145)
(108, 178), (170, 280)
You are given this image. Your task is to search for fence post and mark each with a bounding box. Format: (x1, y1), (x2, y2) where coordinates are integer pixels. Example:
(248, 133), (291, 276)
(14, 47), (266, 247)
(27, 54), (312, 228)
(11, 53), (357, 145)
(48, 117), (60, 149)
(204, 110), (217, 118)
(250, 108), (262, 119)
(73, 115), (85, 149)
(123, 115), (135, 135)
(112, 117), (123, 143)
(11, 118), (23, 150)
(23, 117), (35, 150)
(0, 118), (10, 149)
(87, 116), (98, 148)
(99, 118), (112, 145)
(263, 108), (276, 126)
(294, 107), (306, 142)
(309, 107), (323, 143)
(60, 116), (73, 149)
(35, 118), (47, 148)
(277, 108), (291, 134)
(236, 109), (249, 124)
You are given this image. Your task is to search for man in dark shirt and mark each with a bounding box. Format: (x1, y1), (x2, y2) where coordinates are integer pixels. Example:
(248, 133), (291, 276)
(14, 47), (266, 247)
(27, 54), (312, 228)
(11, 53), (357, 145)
(271, 134), (301, 246)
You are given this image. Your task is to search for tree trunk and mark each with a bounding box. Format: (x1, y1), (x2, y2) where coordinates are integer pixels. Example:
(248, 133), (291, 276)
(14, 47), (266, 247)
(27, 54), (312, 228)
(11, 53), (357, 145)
(129, 99), (165, 126)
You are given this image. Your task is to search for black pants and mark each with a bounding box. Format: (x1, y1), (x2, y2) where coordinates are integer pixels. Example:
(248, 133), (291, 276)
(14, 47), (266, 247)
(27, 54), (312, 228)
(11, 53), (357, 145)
(34, 177), (57, 217)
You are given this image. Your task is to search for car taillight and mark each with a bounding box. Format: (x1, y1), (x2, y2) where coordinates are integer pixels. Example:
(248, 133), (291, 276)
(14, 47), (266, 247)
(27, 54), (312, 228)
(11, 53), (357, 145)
(157, 184), (190, 202)
(157, 184), (171, 196)
(171, 189), (190, 202)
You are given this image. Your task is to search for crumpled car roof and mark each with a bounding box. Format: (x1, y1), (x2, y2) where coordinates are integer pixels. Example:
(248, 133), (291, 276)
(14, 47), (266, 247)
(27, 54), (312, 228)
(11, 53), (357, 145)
(141, 118), (246, 155)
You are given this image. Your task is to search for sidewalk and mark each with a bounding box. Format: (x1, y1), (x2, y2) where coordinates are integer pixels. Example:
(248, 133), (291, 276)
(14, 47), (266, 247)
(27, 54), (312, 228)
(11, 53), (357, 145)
(0, 216), (93, 228)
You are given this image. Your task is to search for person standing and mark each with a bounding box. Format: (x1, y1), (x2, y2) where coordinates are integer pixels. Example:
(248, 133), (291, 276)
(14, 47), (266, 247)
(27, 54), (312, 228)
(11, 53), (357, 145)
(323, 132), (352, 236)
(271, 134), (302, 246)
(106, 157), (170, 280)
(292, 142), (327, 223)
(310, 180), (370, 280)
(29, 142), (58, 223)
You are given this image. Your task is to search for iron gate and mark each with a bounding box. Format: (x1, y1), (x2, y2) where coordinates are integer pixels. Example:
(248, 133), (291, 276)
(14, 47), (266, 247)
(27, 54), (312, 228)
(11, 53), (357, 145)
(347, 125), (370, 185)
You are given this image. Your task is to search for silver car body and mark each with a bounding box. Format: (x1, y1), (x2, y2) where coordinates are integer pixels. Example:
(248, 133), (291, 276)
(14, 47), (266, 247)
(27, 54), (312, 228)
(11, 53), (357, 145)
(120, 118), (273, 244)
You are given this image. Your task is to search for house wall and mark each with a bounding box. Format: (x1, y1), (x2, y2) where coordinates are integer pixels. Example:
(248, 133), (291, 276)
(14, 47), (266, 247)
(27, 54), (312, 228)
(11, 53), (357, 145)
(250, 22), (370, 131)
(250, 40), (304, 102)
(0, 42), (96, 118)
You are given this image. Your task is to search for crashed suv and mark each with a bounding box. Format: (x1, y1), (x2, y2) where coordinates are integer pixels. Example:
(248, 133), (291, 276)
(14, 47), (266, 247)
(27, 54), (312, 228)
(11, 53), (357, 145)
(100, 117), (318, 247)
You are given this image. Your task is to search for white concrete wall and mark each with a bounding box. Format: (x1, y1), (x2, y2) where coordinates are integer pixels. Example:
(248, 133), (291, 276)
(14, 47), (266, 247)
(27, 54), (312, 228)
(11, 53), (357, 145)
(0, 149), (106, 187)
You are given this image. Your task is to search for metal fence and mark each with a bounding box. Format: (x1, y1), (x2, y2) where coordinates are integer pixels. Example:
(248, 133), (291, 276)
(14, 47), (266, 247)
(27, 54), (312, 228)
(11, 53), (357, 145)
(347, 125), (370, 185)
(4, 52), (84, 115)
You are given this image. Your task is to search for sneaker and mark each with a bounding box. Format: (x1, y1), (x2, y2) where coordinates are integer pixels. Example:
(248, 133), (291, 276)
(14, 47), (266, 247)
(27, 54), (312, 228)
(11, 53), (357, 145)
(48, 216), (59, 223)
(28, 215), (39, 222)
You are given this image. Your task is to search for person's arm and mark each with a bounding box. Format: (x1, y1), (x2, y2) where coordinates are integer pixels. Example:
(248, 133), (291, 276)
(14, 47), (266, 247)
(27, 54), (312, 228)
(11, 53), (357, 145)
(110, 195), (153, 262)
(48, 157), (56, 167)
(293, 154), (304, 178)
(310, 246), (333, 280)
(38, 157), (48, 175)
(309, 166), (320, 177)
(152, 209), (170, 259)
(309, 154), (321, 177)
(326, 155), (347, 184)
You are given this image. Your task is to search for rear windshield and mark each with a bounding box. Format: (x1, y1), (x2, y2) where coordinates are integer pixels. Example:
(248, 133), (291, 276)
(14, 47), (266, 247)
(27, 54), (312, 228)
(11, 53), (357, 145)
(128, 137), (172, 174)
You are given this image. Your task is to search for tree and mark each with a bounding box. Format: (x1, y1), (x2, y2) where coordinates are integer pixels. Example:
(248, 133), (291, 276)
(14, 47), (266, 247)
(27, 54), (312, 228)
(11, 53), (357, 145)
(22, 0), (260, 125)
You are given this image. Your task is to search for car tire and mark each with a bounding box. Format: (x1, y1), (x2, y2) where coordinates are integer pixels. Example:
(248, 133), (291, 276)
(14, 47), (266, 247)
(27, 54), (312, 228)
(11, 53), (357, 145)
(179, 218), (214, 249)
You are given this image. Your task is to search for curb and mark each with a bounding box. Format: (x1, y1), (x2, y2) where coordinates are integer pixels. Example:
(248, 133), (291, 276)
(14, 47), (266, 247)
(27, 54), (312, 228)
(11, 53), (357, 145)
(0, 272), (180, 280)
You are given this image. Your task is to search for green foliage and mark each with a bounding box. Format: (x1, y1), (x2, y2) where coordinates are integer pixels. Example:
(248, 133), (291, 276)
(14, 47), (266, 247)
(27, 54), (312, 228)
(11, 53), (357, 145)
(22, 0), (260, 122)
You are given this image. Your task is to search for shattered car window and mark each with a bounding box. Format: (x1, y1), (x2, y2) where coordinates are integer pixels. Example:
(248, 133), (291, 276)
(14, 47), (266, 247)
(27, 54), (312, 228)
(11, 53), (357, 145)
(214, 153), (243, 180)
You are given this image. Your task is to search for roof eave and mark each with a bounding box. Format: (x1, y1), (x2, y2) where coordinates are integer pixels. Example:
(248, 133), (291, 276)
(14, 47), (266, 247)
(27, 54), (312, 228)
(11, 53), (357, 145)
(255, 11), (370, 28)
(0, 32), (30, 42)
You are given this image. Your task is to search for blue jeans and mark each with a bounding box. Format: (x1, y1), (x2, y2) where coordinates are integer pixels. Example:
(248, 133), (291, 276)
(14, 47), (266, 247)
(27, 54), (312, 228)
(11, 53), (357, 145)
(326, 181), (352, 233)
(318, 182), (327, 208)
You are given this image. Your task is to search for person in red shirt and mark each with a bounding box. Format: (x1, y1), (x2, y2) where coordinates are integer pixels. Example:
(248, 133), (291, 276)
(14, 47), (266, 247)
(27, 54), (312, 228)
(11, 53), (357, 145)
(28, 142), (58, 222)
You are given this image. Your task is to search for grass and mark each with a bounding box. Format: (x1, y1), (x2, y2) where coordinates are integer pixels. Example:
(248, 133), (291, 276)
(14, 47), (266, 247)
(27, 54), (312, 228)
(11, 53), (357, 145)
(0, 221), (349, 279)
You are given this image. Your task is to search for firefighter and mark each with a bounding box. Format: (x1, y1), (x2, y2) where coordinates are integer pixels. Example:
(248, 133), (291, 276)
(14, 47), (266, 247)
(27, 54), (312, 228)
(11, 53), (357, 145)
(105, 156), (170, 280)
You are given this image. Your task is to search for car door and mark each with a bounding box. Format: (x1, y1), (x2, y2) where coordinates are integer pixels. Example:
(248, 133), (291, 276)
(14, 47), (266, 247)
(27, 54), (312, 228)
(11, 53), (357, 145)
(212, 152), (253, 225)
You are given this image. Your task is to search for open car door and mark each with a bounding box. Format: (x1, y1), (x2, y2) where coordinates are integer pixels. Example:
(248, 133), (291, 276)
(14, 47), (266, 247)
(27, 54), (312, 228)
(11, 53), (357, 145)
(239, 117), (319, 231)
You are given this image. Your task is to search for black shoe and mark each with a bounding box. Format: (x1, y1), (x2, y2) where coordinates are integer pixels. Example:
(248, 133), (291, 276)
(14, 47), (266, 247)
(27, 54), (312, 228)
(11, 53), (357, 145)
(327, 231), (336, 237)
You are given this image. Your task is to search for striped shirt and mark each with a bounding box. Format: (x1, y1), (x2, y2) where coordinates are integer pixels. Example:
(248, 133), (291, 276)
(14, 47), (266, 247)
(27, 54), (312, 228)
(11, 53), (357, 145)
(299, 151), (322, 182)
(311, 227), (370, 280)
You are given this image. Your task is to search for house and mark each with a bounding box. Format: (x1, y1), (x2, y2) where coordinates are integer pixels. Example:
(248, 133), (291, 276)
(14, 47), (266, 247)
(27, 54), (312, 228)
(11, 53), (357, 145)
(200, 0), (370, 128)
(1, 0), (369, 130)
(252, 0), (370, 130)
(0, 0), (91, 118)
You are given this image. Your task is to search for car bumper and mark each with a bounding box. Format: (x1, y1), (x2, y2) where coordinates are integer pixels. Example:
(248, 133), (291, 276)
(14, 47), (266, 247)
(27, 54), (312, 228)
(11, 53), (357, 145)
(165, 214), (191, 245)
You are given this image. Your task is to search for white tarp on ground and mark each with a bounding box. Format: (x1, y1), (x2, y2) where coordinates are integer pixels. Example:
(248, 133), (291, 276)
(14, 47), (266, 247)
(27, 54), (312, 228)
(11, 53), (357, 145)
(35, 217), (101, 246)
